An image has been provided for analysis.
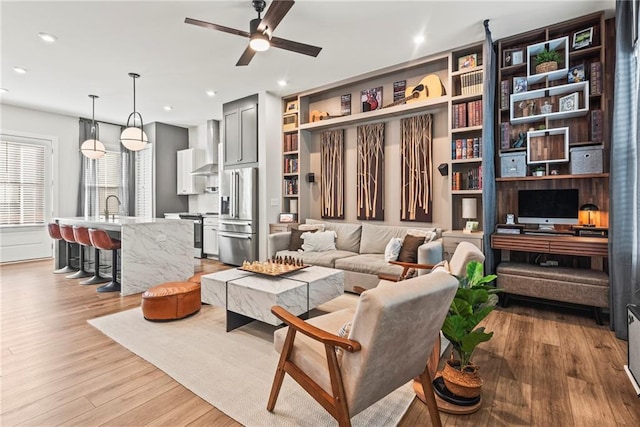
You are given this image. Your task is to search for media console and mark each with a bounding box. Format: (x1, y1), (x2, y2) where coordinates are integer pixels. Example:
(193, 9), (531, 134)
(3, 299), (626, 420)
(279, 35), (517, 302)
(491, 233), (609, 323)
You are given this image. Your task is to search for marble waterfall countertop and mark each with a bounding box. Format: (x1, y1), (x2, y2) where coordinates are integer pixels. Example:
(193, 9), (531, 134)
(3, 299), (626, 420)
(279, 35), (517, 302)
(55, 216), (193, 296)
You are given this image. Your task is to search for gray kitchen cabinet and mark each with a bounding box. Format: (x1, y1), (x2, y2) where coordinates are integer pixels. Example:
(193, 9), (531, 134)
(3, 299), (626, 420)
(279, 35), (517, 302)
(223, 94), (258, 168)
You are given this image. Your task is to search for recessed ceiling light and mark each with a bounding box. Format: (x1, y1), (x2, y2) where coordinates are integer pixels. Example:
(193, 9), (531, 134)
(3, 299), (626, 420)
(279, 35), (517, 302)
(38, 32), (57, 43)
(206, 90), (216, 97)
(163, 105), (173, 111)
(278, 80), (287, 87)
(13, 67), (27, 74)
(0, 88), (8, 94)
(413, 35), (425, 45)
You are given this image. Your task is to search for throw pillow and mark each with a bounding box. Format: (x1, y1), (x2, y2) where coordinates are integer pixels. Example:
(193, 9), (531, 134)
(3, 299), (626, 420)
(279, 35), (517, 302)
(289, 228), (316, 251)
(407, 228), (438, 243)
(335, 321), (352, 360)
(301, 231), (337, 252)
(384, 237), (403, 262)
(430, 260), (451, 275)
(397, 234), (426, 263)
(298, 223), (326, 232)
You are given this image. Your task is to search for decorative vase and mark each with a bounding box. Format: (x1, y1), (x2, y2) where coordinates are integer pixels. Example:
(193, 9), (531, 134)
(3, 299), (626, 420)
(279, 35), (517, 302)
(441, 360), (483, 398)
(535, 61), (558, 74)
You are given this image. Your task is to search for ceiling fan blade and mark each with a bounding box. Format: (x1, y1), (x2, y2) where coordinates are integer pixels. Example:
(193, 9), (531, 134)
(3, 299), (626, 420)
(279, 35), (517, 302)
(185, 17), (250, 38)
(258, 0), (295, 37)
(236, 46), (257, 66)
(270, 36), (322, 57)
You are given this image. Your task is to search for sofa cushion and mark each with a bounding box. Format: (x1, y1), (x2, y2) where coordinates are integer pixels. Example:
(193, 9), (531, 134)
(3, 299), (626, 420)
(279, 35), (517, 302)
(275, 249), (358, 268)
(397, 234), (426, 263)
(302, 231), (337, 252)
(306, 219), (362, 253)
(335, 254), (404, 277)
(289, 228), (316, 251)
(359, 223), (439, 254)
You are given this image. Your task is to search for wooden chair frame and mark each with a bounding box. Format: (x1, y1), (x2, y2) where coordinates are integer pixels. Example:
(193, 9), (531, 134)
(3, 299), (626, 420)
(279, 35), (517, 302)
(267, 306), (443, 427)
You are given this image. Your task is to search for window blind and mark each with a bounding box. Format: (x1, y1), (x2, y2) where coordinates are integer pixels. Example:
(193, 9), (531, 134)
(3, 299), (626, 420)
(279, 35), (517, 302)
(135, 145), (153, 217)
(93, 150), (122, 215)
(0, 140), (46, 225)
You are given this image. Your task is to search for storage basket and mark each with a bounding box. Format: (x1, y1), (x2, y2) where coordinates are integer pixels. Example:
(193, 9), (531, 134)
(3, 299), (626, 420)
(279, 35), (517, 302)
(535, 61), (558, 74)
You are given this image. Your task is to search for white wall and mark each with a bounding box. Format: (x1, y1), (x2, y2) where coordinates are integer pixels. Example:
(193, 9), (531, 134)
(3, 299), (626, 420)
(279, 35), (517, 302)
(187, 123), (219, 214)
(1, 104), (80, 218)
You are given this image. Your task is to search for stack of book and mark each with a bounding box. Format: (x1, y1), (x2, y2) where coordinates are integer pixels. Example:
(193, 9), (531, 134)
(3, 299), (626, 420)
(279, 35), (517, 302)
(496, 224), (524, 234)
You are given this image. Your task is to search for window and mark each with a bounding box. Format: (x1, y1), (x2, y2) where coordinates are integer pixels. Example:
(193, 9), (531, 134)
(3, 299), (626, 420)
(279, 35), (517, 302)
(135, 145), (153, 217)
(0, 140), (46, 225)
(91, 150), (122, 215)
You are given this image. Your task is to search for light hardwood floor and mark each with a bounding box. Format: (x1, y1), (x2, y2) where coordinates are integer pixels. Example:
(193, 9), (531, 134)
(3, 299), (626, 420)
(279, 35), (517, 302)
(1, 259), (638, 426)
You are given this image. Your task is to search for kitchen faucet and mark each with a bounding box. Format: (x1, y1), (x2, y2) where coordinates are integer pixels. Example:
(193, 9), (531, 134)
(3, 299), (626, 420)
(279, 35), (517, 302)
(104, 195), (121, 220)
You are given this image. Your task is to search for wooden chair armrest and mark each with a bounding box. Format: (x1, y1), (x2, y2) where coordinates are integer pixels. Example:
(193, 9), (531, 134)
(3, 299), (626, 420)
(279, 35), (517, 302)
(389, 260), (436, 270)
(271, 306), (361, 353)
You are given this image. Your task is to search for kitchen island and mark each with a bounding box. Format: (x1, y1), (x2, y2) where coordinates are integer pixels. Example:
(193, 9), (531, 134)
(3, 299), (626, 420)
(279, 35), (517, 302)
(56, 216), (193, 296)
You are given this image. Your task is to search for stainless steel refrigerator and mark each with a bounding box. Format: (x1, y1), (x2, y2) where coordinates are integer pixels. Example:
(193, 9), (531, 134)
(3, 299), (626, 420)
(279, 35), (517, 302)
(218, 167), (258, 265)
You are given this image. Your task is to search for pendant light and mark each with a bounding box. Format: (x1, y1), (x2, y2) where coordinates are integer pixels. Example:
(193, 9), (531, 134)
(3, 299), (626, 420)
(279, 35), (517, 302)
(120, 72), (148, 151)
(80, 95), (106, 159)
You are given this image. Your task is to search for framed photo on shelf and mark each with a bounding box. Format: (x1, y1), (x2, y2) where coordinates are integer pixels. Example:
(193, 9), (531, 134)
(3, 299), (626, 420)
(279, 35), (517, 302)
(458, 53), (477, 70)
(285, 100), (298, 112)
(568, 64), (586, 83)
(559, 92), (579, 112)
(361, 87), (382, 112)
(513, 76), (527, 94)
(503, 48), (523, 67)
(393, 80), (407, 102)
(572, 27), (593, 50)
(341, 94), (351, 116)
(278, 213), (297, 223)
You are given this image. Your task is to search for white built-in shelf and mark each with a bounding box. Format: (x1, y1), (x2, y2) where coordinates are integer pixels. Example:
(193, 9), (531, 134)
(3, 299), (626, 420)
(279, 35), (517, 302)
(283, 150), (299, 155)
(451, 93), (483, 103)
(526, 36), (569, 84)
(452, 125), (483, 134)
(452, 157), (482, 164)
(452, 189), (483, 195)
(283, 194), (299, 198)
(527, 127), (569, 164)
(283, 172), (298, 177)
(510, 81), (589, 124)
(298, 96), (448, 132)
(451, 65), (483, 77)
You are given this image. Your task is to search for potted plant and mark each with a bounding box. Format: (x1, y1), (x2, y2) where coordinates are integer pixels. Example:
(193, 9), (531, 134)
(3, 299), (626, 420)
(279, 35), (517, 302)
(532, 166), (546, 177)
(440, 261), (500, 398)
(534, 48), (562, 74)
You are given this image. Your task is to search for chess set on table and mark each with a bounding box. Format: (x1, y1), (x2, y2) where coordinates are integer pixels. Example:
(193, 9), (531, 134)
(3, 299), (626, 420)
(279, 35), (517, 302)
(238, 256), (308, 277)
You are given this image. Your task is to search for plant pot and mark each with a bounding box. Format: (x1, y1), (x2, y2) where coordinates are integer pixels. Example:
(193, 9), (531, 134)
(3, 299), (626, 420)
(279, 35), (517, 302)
(533, 170), (545, 177)
(535, 61), (558, 74)
(441, 360), (483, 398)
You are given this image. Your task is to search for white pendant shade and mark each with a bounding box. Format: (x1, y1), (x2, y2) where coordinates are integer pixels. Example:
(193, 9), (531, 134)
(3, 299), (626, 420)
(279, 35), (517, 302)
(120, 126), (148, 151)
(80, 138), (106, 159)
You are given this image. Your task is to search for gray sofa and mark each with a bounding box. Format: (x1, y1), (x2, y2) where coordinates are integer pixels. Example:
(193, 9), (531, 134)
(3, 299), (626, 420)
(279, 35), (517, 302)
(267, 219), (444, 293)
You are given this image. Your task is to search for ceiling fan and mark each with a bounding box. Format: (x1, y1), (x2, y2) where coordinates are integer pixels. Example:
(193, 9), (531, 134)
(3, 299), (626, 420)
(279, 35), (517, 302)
(185, 0), (322, 66)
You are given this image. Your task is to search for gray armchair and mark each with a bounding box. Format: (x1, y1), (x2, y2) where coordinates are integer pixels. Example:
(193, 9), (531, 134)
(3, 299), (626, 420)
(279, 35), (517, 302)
(267, 271), (459, 427)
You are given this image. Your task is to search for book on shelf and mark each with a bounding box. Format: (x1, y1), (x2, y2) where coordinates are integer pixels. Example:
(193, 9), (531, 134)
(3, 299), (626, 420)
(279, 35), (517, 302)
(590, 62), (602, 95)
(460, 69), (483, 96)
(591, 109), (603, 143)
(500, 80), (510, 110)
(500, 122), (511, 150)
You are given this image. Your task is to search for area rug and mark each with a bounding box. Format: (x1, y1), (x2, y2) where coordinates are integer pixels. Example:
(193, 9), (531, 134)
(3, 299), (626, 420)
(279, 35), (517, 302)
(88, 296), (415, 426)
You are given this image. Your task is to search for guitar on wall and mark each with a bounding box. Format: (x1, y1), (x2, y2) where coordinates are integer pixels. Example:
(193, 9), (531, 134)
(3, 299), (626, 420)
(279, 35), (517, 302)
(383, 74), (447, 109)
(309, 110), (347, 123)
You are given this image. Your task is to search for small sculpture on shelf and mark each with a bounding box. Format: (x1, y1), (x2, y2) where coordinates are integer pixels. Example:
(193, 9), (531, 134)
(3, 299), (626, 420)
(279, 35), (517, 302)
(512, 132), (527, 149)
(540, 100), (552, 114)
(518, 100), (536, 117)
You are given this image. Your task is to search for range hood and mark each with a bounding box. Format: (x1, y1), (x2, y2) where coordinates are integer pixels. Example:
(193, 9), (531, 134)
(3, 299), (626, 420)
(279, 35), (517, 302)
(191, 119), (219, 176)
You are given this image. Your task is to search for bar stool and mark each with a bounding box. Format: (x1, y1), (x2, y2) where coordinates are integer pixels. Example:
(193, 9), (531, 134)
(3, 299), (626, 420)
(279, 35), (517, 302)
(73, 226), (109, 286)
(59, 224), (92, 279)
(47, 223), (78, 274)
(88, 228), (121, 293)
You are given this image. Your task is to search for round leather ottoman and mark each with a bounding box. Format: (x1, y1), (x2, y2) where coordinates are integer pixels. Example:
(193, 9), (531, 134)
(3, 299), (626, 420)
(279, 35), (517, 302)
(141, 281), (201, 321)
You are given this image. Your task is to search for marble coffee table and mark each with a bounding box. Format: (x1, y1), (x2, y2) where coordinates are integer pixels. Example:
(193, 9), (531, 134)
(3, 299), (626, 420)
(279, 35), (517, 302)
(200, 266), (344, 331)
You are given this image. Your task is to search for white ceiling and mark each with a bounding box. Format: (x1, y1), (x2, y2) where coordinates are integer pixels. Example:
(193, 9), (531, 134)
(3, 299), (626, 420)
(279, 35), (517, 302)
(0, 0), (614, 128)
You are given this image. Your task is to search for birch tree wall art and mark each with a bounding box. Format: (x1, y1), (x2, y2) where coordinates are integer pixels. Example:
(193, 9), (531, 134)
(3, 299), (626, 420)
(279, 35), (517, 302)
(321, 129), (344, 219)
(357, 122), (385, 220)
(400, 114), (433, 222)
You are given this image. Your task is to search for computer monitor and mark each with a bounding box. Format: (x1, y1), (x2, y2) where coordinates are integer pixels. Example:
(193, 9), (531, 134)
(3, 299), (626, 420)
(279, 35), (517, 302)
(517, 189), (579, 230)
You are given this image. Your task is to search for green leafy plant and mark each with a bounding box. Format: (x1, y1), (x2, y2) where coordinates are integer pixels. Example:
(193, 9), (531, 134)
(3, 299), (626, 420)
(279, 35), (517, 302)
(441, 261), (500, 370)
(535, 48), (562, 65)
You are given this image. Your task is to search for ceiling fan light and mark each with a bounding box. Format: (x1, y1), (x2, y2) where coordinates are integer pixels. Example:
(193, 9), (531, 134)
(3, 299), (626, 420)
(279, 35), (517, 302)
(250, 33), (270, 51)
(80, 139), (106, 159)
(120, 126), (148, 151)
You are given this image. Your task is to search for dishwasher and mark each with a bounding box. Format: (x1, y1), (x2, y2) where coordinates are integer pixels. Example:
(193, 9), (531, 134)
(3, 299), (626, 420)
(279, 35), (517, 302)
(203, 216), (219, 258)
